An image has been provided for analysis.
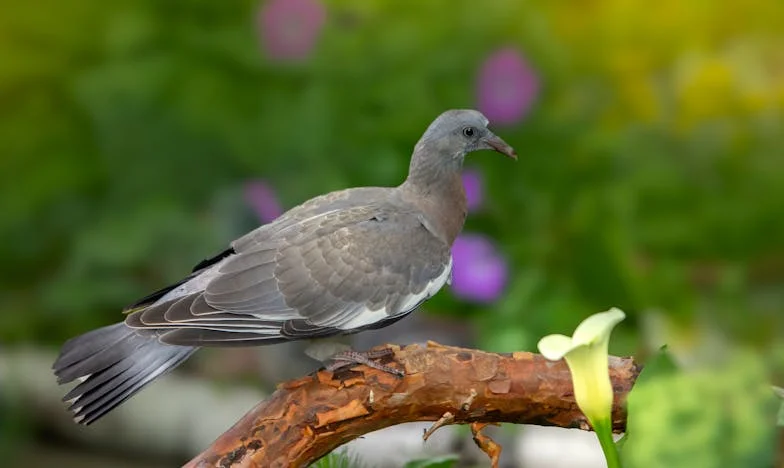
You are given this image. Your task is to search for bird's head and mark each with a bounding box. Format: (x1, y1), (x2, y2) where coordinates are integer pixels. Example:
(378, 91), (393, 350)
(416, 109), (517, 162)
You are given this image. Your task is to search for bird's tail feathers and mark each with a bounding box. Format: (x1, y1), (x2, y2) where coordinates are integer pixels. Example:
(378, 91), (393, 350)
(53, 323), (195, 425)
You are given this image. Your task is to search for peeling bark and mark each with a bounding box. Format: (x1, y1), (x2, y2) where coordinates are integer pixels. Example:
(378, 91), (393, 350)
(184, 342), (640, 468)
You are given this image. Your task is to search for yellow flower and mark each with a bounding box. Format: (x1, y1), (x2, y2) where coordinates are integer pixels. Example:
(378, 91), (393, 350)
(537, 308), (626, 427)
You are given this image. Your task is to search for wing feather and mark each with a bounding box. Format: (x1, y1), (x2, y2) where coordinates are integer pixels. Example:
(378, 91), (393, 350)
(125, 199), (452, 345)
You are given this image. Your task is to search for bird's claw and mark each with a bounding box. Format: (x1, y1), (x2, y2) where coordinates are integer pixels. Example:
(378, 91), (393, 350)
(326, 349), (404, 376)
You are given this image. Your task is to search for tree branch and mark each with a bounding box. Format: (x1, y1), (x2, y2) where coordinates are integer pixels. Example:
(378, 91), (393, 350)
(184, 342), (640, 468)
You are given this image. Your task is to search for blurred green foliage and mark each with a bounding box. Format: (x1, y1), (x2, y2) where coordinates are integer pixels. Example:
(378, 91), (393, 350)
(3, 0), (781, 352)
(312, 450), (458, 468)
(403, 455), (458, 468)
(1, 0), (783, 464)
(0, 385), (33, 464)
(623, 352), (778, 467)
(775, 387), (784, 428)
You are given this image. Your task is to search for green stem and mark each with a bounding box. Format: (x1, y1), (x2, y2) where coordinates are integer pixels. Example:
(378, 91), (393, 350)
(593, 417), (622, 468)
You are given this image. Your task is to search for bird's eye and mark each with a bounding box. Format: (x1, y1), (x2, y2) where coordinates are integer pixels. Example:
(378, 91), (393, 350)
(462, 126), (476, 138)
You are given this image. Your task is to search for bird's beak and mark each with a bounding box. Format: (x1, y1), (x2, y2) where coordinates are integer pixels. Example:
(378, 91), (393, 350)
(482, 132), (517, 160)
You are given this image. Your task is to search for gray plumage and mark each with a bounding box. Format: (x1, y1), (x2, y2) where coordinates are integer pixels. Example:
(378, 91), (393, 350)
(53, 109), (516, 424)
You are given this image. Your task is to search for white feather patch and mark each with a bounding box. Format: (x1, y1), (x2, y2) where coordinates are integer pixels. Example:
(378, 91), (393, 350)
(337, 257), (453, 330)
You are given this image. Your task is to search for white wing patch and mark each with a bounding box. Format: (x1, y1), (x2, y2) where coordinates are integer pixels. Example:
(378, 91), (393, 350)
(336, 257), (453, 331)
(334, 305), (388, 331)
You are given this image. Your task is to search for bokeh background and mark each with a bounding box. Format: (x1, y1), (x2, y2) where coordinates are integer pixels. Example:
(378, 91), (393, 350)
(1, 0), (782, 467)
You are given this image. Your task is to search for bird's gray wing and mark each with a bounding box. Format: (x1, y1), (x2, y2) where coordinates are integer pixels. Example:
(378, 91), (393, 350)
(231, 187), (389, 251)
(125, 204), (452, 346)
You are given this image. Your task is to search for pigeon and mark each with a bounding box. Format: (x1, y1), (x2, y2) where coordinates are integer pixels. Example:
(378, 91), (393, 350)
(53, 109), (516, 425)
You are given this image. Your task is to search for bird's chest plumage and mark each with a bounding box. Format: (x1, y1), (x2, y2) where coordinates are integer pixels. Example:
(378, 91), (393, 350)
(411, 178), (467, 246)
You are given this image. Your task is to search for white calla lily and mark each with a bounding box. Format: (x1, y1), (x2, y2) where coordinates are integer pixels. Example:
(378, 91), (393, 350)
(537, 308), (626, 468)
(538, 307), (626, 423)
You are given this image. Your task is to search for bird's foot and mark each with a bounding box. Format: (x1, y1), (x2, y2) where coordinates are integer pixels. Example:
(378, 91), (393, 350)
(326, 348), (404, 377)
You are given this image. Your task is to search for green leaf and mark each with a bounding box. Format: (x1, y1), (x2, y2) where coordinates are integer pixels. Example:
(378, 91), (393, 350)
(404, 454), (459, 468)
(633, 345), (679, 387)
(614, 433), (627, 450)
(311, 450), (366, 468)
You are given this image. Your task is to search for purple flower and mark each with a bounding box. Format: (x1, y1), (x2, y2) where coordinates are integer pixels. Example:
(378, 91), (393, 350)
(462, 169), (484, 213)
(244, 180), (283, 223)
(476, 47), (539, 126)
(450, 234), (508, 303)
(257, 0), (326, 61)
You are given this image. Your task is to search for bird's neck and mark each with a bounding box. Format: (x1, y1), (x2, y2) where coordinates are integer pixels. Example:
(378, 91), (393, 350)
(400, 147), (467, 246)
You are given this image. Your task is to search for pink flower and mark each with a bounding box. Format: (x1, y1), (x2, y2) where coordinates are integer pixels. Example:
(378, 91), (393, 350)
(257, 0), (326, 61)
(476, 47), (539, 126)
(450, 234), (508, 303)
(462, 169), (484, 213)
(244, 180), (283, 223)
